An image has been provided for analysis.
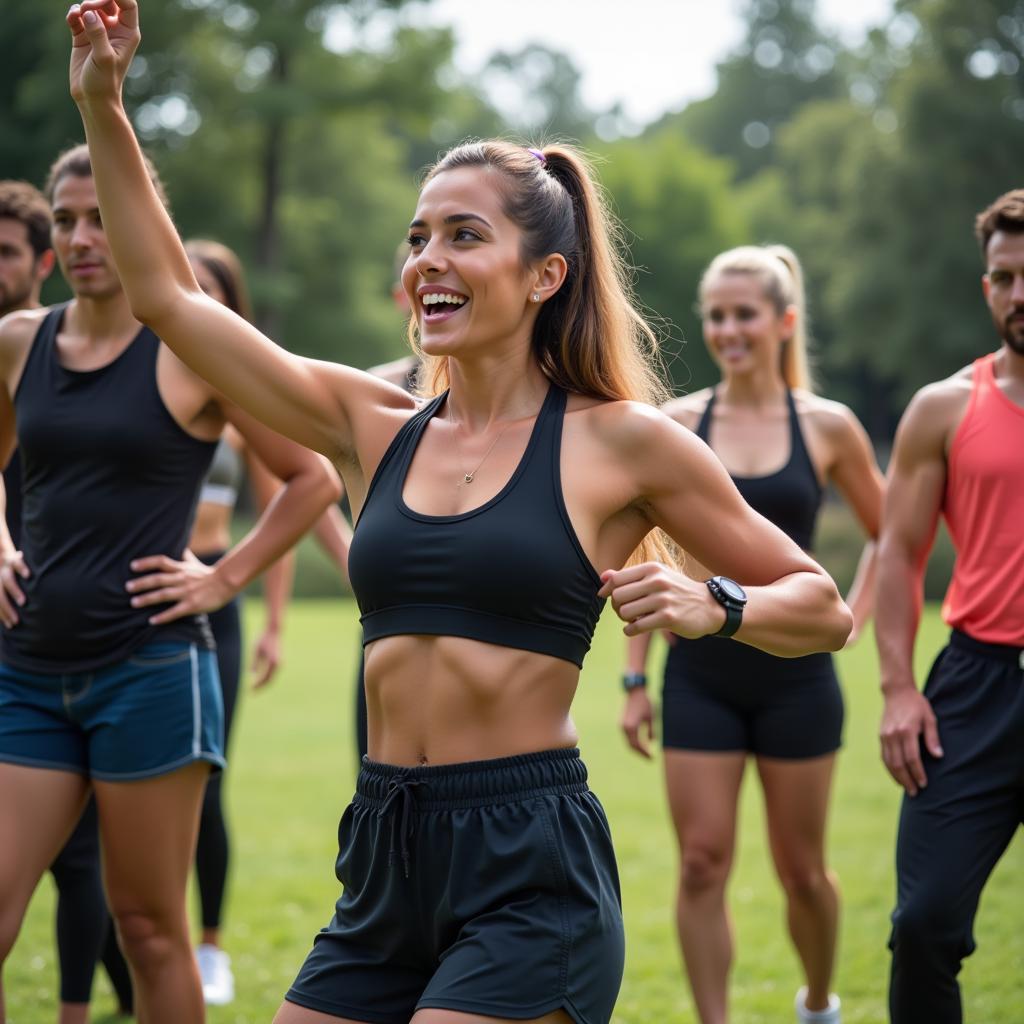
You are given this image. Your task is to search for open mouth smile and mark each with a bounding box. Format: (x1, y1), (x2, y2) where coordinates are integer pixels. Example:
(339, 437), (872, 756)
(420, 290), (469, 323)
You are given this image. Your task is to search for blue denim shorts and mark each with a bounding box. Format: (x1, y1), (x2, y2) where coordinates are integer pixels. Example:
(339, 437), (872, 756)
(0, 642), (225, 781)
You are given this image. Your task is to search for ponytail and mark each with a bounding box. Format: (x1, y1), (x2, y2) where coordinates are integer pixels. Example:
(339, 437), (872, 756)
(414, 139), (675, 566)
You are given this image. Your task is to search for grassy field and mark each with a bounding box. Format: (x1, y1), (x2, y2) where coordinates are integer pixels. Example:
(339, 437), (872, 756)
(5, 600), (1022, 1023)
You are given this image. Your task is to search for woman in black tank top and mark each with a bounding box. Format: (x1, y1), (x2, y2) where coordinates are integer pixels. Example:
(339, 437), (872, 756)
(70, 13), (853, 1022)
(620, 246), (883, 1024)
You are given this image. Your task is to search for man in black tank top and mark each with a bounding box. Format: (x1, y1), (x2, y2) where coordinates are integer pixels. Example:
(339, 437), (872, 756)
(0, 149), (340, 1024)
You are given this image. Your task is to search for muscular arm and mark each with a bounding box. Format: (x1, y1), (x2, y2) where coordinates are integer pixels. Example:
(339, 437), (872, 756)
(602, 406), (852, 657)
(875, 390), (948, 693)
(129, 406), (341, 625)
(875, 385), (954, 793)
(824, 404), (885, 640)
(212, 406), (340, 599)
(0, 312), (42, 627)
(69, 4), (416, 467)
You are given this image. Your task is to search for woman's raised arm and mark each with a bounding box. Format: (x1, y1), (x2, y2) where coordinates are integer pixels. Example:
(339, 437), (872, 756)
(67, 1), (413, 461)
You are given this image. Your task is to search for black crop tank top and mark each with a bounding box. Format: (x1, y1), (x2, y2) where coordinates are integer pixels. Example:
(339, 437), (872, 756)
(347, 384), (604, 667)
(2, 305), (217, 673)
(696, 389), (823, 550)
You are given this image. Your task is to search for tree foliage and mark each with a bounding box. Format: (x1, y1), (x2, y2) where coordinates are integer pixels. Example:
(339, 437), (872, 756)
(3, 0), (1021, 437)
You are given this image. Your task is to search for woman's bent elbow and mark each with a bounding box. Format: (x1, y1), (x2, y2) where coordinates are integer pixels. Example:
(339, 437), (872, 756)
(822, 591), (854, 652)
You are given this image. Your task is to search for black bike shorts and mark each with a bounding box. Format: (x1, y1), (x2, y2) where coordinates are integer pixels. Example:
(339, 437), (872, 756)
(661, 636), (843, 759)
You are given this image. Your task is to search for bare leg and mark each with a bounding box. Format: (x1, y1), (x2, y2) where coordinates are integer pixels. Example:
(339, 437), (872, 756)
(412, 1010), (574, 1023)
(0, 764), (90, 1022)
(94, 762), (210, 1024)
(757, 754), (840, 1013)
(273, 1004), (380, 1023)
(57, 1003), (89, 1024)
(664, 750), (747, 1024)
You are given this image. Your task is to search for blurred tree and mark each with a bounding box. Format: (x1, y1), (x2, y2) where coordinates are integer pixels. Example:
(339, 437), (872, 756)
(476, 43), (597, 142)
(0, 0), (500, 368)
(827, 0), (1023, 432)
(598, 131), (749, 394)
(656, 0), (844, 181)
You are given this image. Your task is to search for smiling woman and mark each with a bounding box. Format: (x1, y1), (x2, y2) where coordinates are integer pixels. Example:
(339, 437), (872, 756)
(62, 3), (851, 1022)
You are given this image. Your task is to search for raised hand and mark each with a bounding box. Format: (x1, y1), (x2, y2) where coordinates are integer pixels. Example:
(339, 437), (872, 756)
(67, 0), (140, 105)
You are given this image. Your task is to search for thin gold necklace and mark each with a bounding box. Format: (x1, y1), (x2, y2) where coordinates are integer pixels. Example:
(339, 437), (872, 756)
(448, 410), (509, 486)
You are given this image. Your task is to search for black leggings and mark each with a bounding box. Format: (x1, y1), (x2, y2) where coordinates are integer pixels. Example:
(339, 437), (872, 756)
(49, 800), (132, 1009)
(195, 587), (243, 930)
(888, 631), (1024, 1023)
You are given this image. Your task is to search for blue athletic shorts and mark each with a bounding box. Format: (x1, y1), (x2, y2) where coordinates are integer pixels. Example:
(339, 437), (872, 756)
(0, 642), (225, 780)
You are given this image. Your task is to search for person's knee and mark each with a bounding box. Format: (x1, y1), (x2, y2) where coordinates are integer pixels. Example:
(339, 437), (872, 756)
(890, 891), (972, 964)
(776, 859), (832, 903)
(679, 842), (731, 896)
(112, 909), (187, 976)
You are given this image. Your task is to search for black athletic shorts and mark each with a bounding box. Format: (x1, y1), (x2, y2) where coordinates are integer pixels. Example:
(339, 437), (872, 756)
(661, 635), (843, 759)
(286, 748), (624, 1024)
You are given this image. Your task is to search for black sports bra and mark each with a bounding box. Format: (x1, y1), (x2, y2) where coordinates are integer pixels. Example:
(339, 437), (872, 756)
(347, 385), (604, 667)
(696, 389), (823, 551)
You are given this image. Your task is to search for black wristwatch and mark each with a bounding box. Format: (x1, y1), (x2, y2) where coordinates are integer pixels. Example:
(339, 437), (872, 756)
(621, 672), (648, 692)
(705, 576), (747, 638)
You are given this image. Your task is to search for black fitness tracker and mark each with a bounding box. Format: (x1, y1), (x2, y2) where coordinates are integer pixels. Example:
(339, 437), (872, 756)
(705, 576), (747, 638)
(621, 672), (648, 692)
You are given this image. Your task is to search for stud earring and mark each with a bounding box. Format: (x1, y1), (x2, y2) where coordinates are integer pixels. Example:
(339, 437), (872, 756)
(532, 292), (541, 302)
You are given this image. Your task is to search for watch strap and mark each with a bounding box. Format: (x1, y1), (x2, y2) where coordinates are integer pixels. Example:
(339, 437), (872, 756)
(622, 672), (648, 691)
(713, 602), (742, 639)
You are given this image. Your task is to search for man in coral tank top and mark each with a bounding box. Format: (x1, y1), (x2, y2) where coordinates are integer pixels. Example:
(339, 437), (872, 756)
(876, 189), (1024, 1024)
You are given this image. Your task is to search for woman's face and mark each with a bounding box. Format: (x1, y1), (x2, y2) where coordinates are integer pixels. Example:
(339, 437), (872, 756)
(403, 166), (540, 359)
(701, 271), (791, 378)
(190, 257), (228, 308)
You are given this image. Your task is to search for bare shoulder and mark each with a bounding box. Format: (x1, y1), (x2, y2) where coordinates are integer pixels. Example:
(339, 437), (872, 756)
(795, 389), (866, 442)
(0, 307), (47, 350)
(892, 367), (976, 461)
(902, 368), (974, 427)
(570, 393), (702, 461)
(661, 387), (713, 432)
(0, 307), (48, 387)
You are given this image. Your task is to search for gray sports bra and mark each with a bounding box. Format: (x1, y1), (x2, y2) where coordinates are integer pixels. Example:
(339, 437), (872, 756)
(198, 436), (244, 509)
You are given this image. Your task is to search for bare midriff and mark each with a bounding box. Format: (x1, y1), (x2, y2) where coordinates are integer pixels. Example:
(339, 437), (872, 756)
(189, 500), (233, 558)
(363, 634), (581, 766)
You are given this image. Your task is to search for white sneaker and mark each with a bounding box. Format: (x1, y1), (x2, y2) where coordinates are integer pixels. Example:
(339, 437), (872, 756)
(795, 986), (841, 1023)
(196, 943), (235, 1006)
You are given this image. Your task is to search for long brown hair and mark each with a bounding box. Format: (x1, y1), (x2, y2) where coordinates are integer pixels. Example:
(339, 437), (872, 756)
(412, 140), (674, 565)
(413, 141), (669, 407)
(698, 243), (814, 392)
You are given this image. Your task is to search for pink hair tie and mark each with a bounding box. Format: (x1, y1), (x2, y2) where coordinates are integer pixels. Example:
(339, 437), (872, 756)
(528, 148), (547, 164)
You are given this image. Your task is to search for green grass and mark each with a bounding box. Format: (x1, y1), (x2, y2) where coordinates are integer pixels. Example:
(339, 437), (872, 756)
(5, 601), (1022, 1022)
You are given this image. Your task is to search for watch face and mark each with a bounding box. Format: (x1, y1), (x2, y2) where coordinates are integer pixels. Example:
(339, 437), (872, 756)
(717, 577), (747, 602)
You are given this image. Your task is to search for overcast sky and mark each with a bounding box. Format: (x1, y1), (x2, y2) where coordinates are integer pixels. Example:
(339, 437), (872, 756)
(404, 0), (895, 126)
